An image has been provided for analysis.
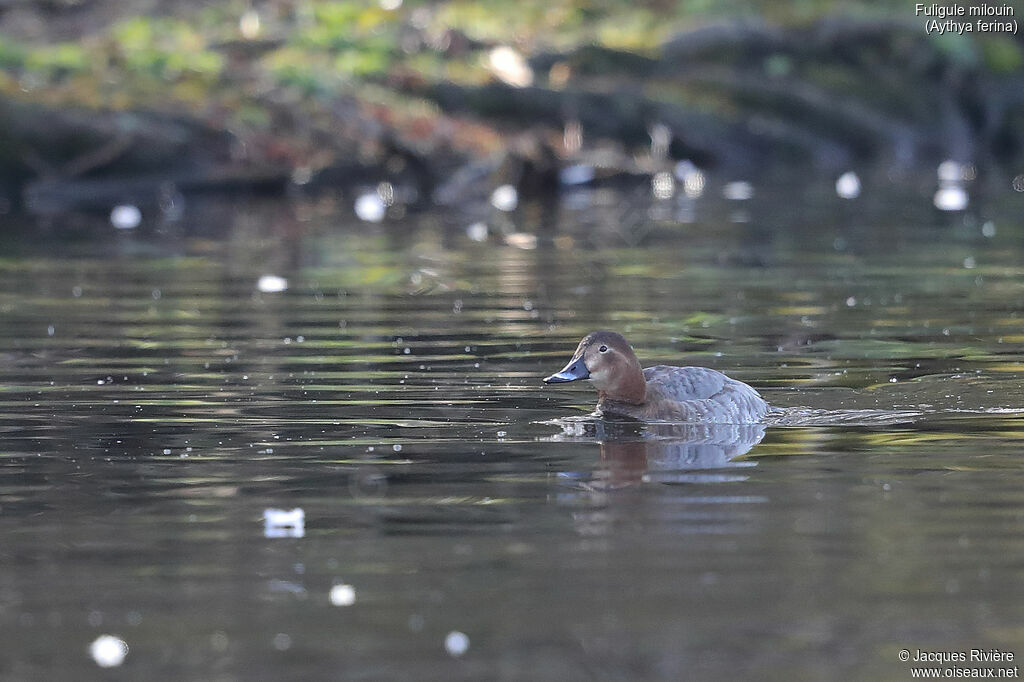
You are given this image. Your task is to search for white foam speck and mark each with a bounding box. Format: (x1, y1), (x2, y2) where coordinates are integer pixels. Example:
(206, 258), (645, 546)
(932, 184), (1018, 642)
(90, 635), (128, 667)
(466, 222), (488, 242)
(651, 171), (674, 199)
(490, 184), (518, 212)
(934, 185), (968, 211)
(937, 159), (963, 182)
(110, 205), (141, 229)
(329, 584), (356, 606)
(257, 275), (289, 293)
(355, 193), (386, 222)
(264, 508), (304, 538)
(835, 171), (861, 199)
(676, 161), (705, 198)
(445, 630), (469, 657)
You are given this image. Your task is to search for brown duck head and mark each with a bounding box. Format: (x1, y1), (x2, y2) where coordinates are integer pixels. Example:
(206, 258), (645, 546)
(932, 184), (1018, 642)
(543, 330), (646, 405)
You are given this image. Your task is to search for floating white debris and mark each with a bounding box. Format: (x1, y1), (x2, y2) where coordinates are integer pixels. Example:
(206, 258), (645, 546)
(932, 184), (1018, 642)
(90, 635), (128, 668)
(651, 171), (674, 199)
(937, 159), (964, 183)
(272, 633), (292, 651)
(379, 0), (402, 10)
(445, 630), (470, 657)
(355, 192), (386, 222)
(933, 159), (969, 211)
(257, 275), (289, 293)
(504, 232), (537, 250)
(675, 160), (705, 198)
(490, 184), (518, 212)
(329, 584), (356, 606)
(982, 221), (996, 238)
(559, 164), (595, 186)
(264, 508), (304, 538)
(835, 171), (861, 199)
(934, 185), (968, 211)
(722, 181), (753, 201)
(466, 222), (489, 242)
(488, 46), (533, 88)
(110, 205), (141, 230)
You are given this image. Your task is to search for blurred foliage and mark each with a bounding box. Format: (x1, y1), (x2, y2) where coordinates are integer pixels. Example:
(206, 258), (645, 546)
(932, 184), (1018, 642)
(111, 17), (224, 81)
(0, 0), (1022, 175)
(0, 0), (985, 107)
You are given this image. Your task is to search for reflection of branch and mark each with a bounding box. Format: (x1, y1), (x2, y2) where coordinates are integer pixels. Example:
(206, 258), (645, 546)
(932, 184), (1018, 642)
(60, 134), (134, 178)
(679, 66), (920, 156)
(20, 134), (134, 181)
(414, 81), (759, 168)
(517, 16), (1007, 166)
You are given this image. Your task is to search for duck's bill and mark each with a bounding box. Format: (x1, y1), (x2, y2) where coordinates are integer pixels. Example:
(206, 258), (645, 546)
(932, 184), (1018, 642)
(543, 358), (590, 383)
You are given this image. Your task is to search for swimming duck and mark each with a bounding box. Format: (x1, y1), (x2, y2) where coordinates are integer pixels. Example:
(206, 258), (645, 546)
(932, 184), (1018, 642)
(543, 330), (768, 424)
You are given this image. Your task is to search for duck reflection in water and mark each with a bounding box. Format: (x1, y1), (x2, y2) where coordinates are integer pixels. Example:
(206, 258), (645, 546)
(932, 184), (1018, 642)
(551, 418), (765, 491)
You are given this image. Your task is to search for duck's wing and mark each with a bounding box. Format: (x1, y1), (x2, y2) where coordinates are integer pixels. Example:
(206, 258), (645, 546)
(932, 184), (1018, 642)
(641, 366), (768, 423)
(642, 366), (732, 402)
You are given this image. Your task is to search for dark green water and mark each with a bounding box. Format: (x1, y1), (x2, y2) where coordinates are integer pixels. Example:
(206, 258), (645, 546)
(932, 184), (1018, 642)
(2, 183), (1024, 680)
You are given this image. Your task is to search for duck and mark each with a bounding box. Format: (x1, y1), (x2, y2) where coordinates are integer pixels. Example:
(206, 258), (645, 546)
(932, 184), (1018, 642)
(543, 330), (768, 424)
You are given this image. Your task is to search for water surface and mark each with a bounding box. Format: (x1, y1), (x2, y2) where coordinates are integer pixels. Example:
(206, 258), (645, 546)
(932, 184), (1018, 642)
(2, 184), (1024, 680)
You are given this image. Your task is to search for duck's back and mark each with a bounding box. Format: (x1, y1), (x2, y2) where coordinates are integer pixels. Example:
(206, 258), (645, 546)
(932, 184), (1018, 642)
(600, 365), (768, 424)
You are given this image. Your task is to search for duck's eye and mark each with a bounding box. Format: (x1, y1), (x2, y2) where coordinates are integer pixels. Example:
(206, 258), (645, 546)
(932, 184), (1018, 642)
(599, 345), (608, 353)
